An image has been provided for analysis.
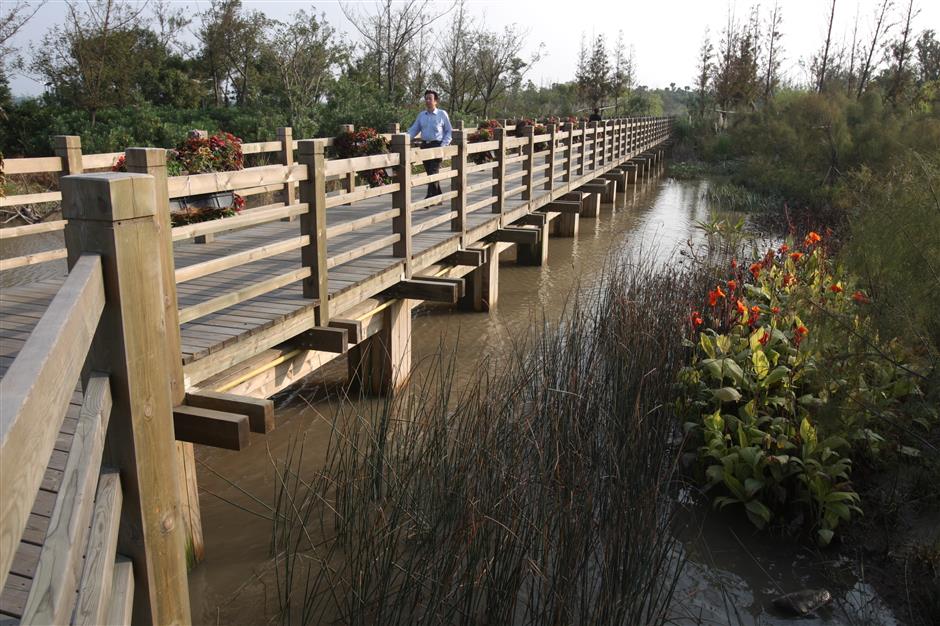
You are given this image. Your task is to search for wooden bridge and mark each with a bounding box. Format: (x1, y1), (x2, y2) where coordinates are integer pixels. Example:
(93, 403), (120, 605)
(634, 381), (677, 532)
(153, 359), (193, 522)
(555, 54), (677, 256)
(0, 116), (672, 624)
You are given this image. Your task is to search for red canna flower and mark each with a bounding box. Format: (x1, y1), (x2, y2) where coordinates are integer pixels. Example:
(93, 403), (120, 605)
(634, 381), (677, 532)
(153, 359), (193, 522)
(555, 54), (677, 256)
(708, 286), (727, 307)
(771, 306), (780, 314)
(852, 290), (869, 304)
(749, 306), (761, 326)
(736, 299), (747, 315)
(727, 279), (737, 291)
(794, 324), (809, 346)
(731, 257), (738, 270)
(789, 252), (803, 262)
(829, 284), (843, 293)
(782, 273), (797, 287)
(690, 311), (703, 327)
(758, 329), (770, 346)
(804, 231), (822, 246)
(778, 243), (790, 254)
(750, 262), (763, 278)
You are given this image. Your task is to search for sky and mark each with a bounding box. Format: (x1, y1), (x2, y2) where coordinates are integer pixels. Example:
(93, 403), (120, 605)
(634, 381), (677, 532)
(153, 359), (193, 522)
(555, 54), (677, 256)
(6, 0), (939, 97)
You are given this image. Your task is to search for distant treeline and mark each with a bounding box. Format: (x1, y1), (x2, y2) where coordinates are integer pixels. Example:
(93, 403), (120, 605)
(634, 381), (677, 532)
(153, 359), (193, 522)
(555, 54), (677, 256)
(0, 0), (689, 157)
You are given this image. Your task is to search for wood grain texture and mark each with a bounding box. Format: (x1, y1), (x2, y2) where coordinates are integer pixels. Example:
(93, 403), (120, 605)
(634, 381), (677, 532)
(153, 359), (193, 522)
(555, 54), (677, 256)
(73, 470), (123, 626)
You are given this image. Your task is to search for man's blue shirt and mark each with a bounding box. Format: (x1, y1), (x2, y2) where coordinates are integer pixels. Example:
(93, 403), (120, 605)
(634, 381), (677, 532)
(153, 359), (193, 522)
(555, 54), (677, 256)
(408, 108), (453, 146)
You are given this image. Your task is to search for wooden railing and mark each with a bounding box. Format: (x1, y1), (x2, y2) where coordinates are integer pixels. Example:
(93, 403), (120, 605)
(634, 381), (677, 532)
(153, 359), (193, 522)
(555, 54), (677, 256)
(0, 117), (672, 273)
(0, 173), (192, 624)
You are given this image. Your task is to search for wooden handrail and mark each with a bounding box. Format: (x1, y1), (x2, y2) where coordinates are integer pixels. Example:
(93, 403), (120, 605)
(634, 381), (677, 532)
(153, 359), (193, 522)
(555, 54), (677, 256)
(0, 254), (105, 591)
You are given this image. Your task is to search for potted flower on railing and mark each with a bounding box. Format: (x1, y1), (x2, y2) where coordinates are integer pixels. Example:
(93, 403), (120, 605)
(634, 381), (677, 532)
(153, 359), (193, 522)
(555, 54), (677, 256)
(332, 127), (392, 187)
(513, 118), (549, 152)
(467, 119), (502, 165)
(113, 130), (246, 226)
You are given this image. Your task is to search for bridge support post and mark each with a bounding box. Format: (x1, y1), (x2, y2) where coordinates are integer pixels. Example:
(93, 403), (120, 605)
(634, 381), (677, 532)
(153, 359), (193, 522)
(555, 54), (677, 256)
(458, 243), (500, 312)
(554, 212), (579, 237)
(516, 223), (548, 266)
(125, 148), (205, 570)
(347, 299), (412, 394)
(62, 172), (192, 625)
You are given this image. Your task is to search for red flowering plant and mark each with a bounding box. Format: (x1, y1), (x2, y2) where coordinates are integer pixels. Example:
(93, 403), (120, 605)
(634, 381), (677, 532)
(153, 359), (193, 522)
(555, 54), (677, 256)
(513, 118), (550, 152)
(332, 127), (392, 187)
(677, 230), (926, 546)
(467, 120), (502, 165)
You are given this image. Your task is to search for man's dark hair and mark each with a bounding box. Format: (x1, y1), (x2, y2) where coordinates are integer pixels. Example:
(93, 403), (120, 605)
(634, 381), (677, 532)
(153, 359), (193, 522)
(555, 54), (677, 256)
(424, 89), (440, 101)
(593, 108), (599, 114)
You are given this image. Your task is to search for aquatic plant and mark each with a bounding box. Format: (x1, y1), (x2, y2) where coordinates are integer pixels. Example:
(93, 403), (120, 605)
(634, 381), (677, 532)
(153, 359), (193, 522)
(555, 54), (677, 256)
(268, 259), (702, 625)
(677, 230), (929, 545)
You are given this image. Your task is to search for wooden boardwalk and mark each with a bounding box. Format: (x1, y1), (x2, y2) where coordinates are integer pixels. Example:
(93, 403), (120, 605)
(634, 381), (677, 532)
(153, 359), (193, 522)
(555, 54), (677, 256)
(0, 118), (671, 623)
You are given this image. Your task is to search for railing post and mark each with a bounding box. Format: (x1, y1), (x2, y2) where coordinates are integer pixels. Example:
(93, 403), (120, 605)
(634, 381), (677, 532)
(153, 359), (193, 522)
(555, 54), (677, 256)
(563, 122), (574, 184)
(391, 133), (413, 278)
(545, 122), (557, 191)
(124, 149), (205, 569)
(297, 139), (330, 325)
(338, 124), (356, 195)
(61, 172), (192, 626)
(591, 121), (601, 171)
(521, 124), (534, 201)
(387, 123), (400, 134)
(451, 129), (467, 239)
(54, 135), (83, 176)
(598, 120), (606, 168)
(277, 127), (297, 221)
(493, 127), (507, 222)
(577, 121), (587, 177)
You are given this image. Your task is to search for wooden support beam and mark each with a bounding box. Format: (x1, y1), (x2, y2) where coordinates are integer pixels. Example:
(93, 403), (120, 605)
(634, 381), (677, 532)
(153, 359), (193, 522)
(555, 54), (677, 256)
(347, 299), (411, 395)
(515, 212), (547, 227)
(173, 405), (250, 451)
(450, 247), (487, 267)
(184, 390), (274, 434)
(490, 227), (541, 245)
(329, 318), (364, 344)
(516, 218), (549, 266)
(554, 212), (579, 237)
(292, 326), (349, 354)
(543, 200), (582, 214)
(384, 278), (464, 303)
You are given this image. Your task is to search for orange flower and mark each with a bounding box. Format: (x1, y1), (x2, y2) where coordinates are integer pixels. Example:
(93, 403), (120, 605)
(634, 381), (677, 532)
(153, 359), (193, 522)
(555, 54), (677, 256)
(771, 306), (780, 314)
(804, 231), (822, 246)
(749, 306), (761, 326)
(727, 279), (737, 291)
(829, 284), (843, 293)
(731, 257), (738, 270)
(852, 290), (869, 304)
(782, 273), (797, 287)
(690, 311), (703, 327)
(750, 262), (763, 278)
(758, 329), (770, 346)
(789, 252), (803, 262)
(778, 243), (790, 254)
(794, 324), (809, 346)
(736, 299), (747, 314)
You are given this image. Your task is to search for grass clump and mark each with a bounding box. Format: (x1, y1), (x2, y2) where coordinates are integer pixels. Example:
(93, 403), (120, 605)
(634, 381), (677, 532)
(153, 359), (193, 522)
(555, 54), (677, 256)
(267, 259), (705, 625)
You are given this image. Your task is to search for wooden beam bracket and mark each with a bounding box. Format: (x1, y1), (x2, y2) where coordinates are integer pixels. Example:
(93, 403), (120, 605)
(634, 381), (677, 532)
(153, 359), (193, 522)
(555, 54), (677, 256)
(384, 278), (465, 303)
(450, 247), (488, 267)
(329, 318), (364, 345)
(489, 227), (541, 245)
(542, 200), (582, 214)
(173, 405), (250, 450)
(184, 390), (274, 434)
(292, 326), (349, 354)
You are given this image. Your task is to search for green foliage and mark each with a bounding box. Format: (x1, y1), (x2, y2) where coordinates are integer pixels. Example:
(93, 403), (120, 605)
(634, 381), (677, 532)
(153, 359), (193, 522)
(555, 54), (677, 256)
(677, 231), (930, 545)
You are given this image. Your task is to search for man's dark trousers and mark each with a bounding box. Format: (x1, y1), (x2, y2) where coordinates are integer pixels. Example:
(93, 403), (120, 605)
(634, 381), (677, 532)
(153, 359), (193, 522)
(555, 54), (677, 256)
(421, 140), (443, 198)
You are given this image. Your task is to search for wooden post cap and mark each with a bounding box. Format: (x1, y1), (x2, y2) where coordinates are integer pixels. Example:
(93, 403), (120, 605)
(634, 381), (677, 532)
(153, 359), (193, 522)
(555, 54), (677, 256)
(61, 173), (156, 222)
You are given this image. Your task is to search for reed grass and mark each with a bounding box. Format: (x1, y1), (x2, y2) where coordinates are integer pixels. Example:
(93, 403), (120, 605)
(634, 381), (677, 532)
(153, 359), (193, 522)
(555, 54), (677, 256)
(264, 257), (709, 626)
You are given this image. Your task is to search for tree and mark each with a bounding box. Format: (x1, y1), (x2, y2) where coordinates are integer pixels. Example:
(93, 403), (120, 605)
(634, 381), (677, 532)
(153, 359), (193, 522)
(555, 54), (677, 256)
(197, 0), (271, 107)
(887, 0), (917, 105)
(763, 1), (783, 100)
(269, 10), (346, 136)
(474, 24), (539, 117)
(694, 32), (714, 120)
(915, 29), (940, 83)
(815, 0), (837, 92)
(856, 0), (893, 97)
(341, 0), (452, 103)
(610, 31), (634, 116)
(31, 0), (150, 124)
(433, 0), (476, 113)
(576, 33), (610, 109)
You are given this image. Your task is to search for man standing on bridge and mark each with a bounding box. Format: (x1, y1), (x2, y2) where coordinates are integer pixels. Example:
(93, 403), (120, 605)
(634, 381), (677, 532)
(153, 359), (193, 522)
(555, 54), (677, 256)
(407, 89), (453, 198)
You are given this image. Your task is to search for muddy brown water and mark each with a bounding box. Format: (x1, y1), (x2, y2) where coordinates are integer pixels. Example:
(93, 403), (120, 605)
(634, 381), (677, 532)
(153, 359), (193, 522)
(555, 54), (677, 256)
(0, 179), (900, 625)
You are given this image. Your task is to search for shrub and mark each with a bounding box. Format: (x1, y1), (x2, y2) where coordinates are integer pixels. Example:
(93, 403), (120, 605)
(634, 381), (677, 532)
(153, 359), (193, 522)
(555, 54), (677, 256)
(332, 127), (391, 187)
(677, 230), (928, 545)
